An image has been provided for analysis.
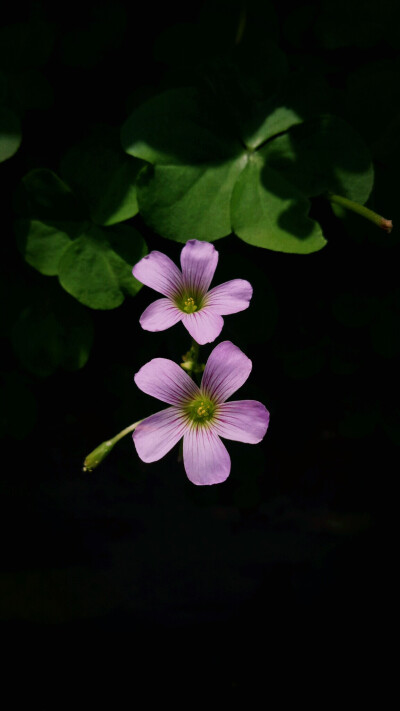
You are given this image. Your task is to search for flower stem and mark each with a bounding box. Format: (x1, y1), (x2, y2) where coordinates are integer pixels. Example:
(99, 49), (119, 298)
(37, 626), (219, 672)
(83, 419), (143, 472)
(328, 193), (393, 233)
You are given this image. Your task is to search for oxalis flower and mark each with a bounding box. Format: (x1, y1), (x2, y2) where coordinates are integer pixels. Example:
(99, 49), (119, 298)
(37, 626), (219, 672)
(132, 341), (270, 485)
(132, 240), (252, 345)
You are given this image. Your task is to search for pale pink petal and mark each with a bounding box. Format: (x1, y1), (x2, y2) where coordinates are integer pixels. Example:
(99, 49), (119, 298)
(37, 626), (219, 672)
(201, 341), (252, 403)
(183, 426), (230, 485)
(180, 240), (218, 295)
(206, 279), (253, 315)
(212, 400), (270, 443)
(134, 358), (200, 405)
(132, 251), (183, 298)
(182, 308), (224, 345)
(133, 407), (189, 463)
(139, 298), (182, 332)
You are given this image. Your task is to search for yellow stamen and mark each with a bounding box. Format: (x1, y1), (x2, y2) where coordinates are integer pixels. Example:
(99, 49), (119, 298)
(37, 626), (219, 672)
(183, 297), (197, 314)
(196, 401), (209, 417)
(187, 396), (215, 424)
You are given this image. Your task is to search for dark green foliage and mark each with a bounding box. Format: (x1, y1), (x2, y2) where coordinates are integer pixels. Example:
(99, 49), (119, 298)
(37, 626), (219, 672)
(15, 169), (147, 309)
(60, 126), (143, 226)
(122, 86), (373, 252)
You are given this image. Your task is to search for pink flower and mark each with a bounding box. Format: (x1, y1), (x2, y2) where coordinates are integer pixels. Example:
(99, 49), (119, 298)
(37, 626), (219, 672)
(132, 240), (252, 345)
(132, 341), (270, 485)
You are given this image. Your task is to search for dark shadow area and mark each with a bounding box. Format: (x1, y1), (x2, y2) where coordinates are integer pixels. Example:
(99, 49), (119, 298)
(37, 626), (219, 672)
(59, 125), (143, 227)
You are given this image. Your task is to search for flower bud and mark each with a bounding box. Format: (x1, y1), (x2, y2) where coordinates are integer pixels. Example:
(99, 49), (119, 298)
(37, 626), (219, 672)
(83, 440), (115, 472)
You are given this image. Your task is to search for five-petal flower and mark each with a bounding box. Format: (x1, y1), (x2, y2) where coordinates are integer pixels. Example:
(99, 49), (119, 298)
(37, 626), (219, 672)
(132, 240), (253, 345)
(132, 341), (270, 485)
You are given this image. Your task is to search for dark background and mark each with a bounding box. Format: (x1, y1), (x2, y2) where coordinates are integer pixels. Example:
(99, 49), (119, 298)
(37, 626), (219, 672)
(1, 0), (398, 678)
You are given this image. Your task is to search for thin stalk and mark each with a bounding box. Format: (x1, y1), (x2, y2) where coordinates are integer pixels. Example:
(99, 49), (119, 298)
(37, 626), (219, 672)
(328, 193), (393, 233)
(112, 421), (143, 445)
(83, 419), (143, 472)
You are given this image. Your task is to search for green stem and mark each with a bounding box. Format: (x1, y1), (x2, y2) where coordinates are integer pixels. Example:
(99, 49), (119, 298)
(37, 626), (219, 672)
(83, 419), (143, 472)
(328, 193), (393, 233)
(112, 421), (143, 445)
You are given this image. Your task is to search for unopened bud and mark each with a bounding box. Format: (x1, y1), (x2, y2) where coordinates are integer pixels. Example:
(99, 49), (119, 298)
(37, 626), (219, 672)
(83, 440), (115, 472)
(381, 218), (393, 234)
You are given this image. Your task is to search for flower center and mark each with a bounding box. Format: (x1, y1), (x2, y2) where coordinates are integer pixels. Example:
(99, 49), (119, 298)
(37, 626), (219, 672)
(186, 397), (216, 425)
(183, 297), (198, 314)
(196, 402), (209, 417)
(174, 289), (205, 314)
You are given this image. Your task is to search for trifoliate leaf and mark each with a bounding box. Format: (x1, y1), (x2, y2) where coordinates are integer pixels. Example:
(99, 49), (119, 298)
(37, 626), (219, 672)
(121, 84), (373, 253)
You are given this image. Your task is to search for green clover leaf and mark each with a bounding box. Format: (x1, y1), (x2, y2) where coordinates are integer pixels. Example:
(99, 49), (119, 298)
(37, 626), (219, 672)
(121, 86), (373, 253)
(15, 169), (147, 309)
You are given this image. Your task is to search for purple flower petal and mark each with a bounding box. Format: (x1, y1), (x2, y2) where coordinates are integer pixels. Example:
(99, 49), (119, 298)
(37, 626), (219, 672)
(133, 251), (183, 298)
(182, 308), (224, 345)
(139, 298), (182, 332)
(183, 426), (230, 485)
(133, 408), (189, 463)
(134, 358), (200, 405)
(212, 400), (270, 443)
(180, 240), (218, 295)
(201, 341), (252, 403)
(206, 279), (253, 315)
